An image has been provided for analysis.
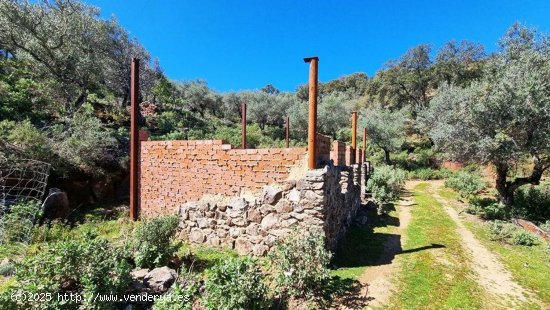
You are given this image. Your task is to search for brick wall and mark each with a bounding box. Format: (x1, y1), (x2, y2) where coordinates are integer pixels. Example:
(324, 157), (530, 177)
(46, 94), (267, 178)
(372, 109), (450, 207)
(315, 133), (331, 166)
(345, 145), (354, 166)
(330, 140), (346, 166)
(140, 140), (307, 217)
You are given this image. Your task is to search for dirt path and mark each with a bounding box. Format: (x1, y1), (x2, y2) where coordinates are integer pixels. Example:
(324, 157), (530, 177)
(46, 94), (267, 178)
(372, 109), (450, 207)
(359, 181), (420, 308)
(428, 180), (540, 308)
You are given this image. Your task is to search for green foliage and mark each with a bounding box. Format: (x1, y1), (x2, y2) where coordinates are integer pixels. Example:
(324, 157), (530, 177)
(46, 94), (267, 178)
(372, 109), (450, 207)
(466, 197), (510, 220)
(393, 146), (439, 171)
(2, 231), (131, 309)
(512, 230), (539, 246)
(513, 182), (550, 222)
(268, 227), (332, 301)
(202, 257), (268, 310)
(366, 165), (407, 204)
(420, 23), (550, 205)
(540, 221), (550, 233)
(0, 200), (42, 244)
(365, 45), (433, 112)
(408, 168), (452, 180)
(153, 273), (202, 310)
(0, 262), (15, 277)
(488, 220), (519, 242)
(361, 106), (408, 164)
(444, 170), (485, 198)
(132, 215), (179, 268)
(488, 220), (539, 246)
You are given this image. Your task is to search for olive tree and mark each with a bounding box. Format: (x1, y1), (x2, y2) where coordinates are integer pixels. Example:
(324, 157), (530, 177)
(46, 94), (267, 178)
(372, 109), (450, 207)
(419, 23), (550, 206)
(365, 45), (432, 113)
(361, 106), (408, 164)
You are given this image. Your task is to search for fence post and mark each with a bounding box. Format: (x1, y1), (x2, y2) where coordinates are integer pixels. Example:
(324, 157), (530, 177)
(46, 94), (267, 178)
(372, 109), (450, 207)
(363, 127), (367, 162)
(304, 56), (318, 170)
(351, 111), (357, 164)
(285, 116), (290, 148)
(130, 58), (139, 221)
(241, 102), (247, 149)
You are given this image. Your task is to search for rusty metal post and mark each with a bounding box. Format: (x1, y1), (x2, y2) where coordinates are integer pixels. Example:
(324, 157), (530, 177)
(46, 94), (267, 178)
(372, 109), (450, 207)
(285, 116), (290, 148)
(362, 127), (367, 161)
(129, 58), (139, 221)
(351, 111), (357, 164)
(241, 102), (247, 149)
(304, 56), (318, 169)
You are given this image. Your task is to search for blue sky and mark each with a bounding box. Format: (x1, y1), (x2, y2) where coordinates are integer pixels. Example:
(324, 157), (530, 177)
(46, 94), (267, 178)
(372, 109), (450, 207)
(88, 0), (550, 92)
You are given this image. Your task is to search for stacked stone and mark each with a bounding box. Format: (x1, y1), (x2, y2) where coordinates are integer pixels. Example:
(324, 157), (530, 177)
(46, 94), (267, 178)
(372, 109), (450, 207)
(178, 178), (322, 256)
(177, 164), (362, 256)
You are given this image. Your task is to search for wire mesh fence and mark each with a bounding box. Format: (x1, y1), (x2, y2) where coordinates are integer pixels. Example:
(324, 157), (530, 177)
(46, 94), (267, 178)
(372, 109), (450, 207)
(0, 159), (50, 244)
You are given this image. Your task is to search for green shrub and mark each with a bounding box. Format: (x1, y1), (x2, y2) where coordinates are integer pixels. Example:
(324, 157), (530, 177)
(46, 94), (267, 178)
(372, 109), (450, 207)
(408, 168), (452, 180)
(444, 170), (485, 197)
(511, 230), (539, 246)
(366, 165), (407, 204)
(0, 200), (42, 244)
(488, 220), (538, 246)
(153, 273), (202, 310)
(482, 203), (510, 220)
(202, 257), (268, 310)
(132, 215), (179, 268)
(468, 197), (510, 220)
(514, 182), (550, 222)
(488, 220), (517, 242)
(540, 221), (550, 233)
(268, 227), (332, 301)
(0, 262), (15, 276)
(2, 231), (131, 309)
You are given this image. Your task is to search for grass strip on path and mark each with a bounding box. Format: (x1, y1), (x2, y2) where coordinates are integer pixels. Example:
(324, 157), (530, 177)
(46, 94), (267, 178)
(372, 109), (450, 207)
(388, 182), (485, 310)
(438, 188), (550, 308)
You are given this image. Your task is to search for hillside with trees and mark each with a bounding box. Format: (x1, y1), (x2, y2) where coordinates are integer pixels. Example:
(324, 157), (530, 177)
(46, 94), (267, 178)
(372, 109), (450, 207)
(1, 1), (549, 309)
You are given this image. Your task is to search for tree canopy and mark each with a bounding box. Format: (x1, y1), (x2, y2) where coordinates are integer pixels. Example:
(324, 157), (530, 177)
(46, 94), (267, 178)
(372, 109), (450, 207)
(419, 23), (550, 205)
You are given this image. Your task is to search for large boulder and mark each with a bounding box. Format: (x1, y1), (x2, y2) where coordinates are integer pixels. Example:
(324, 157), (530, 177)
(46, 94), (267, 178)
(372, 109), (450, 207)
(143, 267), (177, 293)
(42, 188), (70, 219)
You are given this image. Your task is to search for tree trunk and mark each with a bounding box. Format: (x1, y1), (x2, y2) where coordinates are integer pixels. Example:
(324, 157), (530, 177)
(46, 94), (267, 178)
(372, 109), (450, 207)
(383, 149), (392, 165)
(495, 163), (513, 206)
(494, 156), (548, 206)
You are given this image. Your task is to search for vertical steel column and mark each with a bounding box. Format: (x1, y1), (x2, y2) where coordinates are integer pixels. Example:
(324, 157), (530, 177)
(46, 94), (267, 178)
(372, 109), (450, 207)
(363, 127), (367, 162)
(241, 102), (247, 149)
(304, 56), (319, 170)
(285, 116), (290, 148)
(351, 111), (357, 164)
(129, 58), (139, 221)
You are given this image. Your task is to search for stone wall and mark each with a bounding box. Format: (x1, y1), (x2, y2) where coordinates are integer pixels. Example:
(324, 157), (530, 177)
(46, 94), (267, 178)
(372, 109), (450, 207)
(139, 136), (367, 256)
(177, 163), (362, 255)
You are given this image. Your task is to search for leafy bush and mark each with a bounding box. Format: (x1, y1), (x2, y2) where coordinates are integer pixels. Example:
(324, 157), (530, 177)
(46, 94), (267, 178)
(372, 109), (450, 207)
(2, 231), (131, 309)
(467, 197), (510, 220)
(202, 257), (268, 310)
(268, 227), (332, 301)
(394, 147), (438, 171)
(408, 167), (452, 180)
(28, 220), (73, 243)
(0, 200), (42, 243)
(444, 170), (485, 197)
(366, 165), (407, 204)
(132, 215), (179, 268)
(153, 272), (202, 310)
(488, 220), (538, 246)
(511, 230), (539, 246)
(488, 220), (518, 242)
(540, 221), (550, 233)
(0, 261), (15, 276)
(514, 182), (550, 222)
